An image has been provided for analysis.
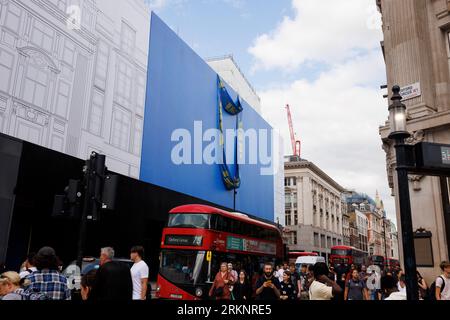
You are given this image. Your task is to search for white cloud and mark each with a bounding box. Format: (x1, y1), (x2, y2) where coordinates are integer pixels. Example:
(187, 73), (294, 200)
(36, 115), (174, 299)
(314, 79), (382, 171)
(249, 0), (382, 71)
(259, 51), (395, 220)
(249, 0), (395, 221)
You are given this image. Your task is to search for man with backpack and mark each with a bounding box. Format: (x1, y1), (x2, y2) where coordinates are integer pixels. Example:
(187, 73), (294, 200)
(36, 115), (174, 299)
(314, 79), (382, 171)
(431, 261), (450, 300)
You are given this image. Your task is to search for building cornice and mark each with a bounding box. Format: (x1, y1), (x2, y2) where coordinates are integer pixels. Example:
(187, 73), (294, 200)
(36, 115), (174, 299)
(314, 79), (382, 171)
(285, 160), (346, 193)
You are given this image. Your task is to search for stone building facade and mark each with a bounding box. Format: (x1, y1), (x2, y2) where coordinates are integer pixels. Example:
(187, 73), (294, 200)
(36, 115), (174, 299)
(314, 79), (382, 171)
(378, 0), (450, 281)
(284, 157), (345, 260)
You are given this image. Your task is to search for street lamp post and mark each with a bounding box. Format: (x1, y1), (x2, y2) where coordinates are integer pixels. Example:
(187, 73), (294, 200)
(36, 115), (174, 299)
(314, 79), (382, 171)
(388, 85), (419, 301)
(383, 217), (388, 260)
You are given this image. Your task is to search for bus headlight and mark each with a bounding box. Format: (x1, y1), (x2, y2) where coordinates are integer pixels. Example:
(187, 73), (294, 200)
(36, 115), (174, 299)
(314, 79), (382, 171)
(195, 288), (203, 297)
(156, 285), (161, 292)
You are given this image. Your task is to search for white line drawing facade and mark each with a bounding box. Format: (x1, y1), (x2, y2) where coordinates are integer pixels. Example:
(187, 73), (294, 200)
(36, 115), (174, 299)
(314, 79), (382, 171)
(0, 0), (150, 178)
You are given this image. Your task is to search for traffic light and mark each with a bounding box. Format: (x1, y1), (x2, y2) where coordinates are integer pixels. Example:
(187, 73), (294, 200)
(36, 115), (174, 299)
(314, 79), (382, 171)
(52, 179), (81, 219)
(88, 153), (105, 221)
(52, 152), (118, 222)
(102, 174), (119, 211)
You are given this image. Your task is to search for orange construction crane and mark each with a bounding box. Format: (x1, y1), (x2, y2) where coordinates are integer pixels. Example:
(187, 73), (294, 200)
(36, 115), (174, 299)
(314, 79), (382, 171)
(285, 104), (301, 157)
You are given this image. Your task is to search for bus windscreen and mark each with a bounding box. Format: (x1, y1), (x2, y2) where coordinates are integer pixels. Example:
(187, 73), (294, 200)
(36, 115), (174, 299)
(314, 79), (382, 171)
(168, 214), (210, 229)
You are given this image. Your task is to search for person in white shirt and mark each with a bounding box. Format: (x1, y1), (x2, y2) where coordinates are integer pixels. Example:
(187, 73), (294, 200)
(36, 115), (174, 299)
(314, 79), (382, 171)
(227, 263), (238, 283)
(309, 262), (342, 300)
(276, 262), (288, 283)
(436, 261), (450, 300)
(381, 275), (407, 300)
(396, 270), (406, 294)
(130, 246), (149, 300)
(19, 252), (37, 279)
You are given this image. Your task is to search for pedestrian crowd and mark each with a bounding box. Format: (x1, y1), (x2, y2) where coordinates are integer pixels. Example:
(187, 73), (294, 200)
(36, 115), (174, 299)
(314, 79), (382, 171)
(2, 248), (450, 301)
(0, 245), (149, 301)
(208, 260), (450, 301)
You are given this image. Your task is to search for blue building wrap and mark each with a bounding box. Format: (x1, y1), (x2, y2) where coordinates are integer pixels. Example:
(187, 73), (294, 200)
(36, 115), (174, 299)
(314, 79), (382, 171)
(140, 13), (274, 221)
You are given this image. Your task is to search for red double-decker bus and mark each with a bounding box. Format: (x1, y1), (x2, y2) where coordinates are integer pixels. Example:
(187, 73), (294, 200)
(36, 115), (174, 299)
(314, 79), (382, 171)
(156, 204), (284, 300)
(329, 245), (367, 269)
(385, 258), (400, 272)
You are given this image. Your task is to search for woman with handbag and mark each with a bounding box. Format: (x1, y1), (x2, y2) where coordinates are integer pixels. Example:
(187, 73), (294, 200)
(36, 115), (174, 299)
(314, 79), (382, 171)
(209, 262), (235, 300)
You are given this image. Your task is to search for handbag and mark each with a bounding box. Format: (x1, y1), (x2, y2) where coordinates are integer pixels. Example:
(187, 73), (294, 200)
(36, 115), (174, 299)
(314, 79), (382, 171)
(214, 286), (224, 297)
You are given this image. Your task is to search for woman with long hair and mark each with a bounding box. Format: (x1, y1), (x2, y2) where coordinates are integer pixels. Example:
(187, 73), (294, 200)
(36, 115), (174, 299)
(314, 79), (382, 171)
(417, 270), (428, 300)
(233, 270), (252, 300)
(279, 270), (297, 301)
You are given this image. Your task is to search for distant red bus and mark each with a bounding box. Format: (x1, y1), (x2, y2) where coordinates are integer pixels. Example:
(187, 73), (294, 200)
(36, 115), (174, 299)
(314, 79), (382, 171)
(329, 246), (367, 269)
(385, 258), (400, 272)
(156, 204), (284, 300)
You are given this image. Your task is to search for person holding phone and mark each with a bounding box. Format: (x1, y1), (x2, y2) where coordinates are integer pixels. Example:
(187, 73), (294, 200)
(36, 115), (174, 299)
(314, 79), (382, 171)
(255, 263), (281, 300)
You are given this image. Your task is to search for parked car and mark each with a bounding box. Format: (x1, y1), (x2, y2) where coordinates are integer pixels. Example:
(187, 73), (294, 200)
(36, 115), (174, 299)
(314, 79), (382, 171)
(295, 256), (326, 272)
(62, 257), (133, 290)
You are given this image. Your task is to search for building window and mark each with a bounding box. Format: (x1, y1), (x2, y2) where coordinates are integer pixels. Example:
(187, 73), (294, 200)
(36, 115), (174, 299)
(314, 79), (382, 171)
(48, 0), (67, 11)
(314, 233), (319, 247)
(292, 193), (297, 208)
(136, 73), (146, 115)
(293, 231), (298, 245)
(94, 41), (110, 91)
(115, 61), (133, 109)
(31, 20), (54, 53)
(81, 5), (93, 29)
(55, 81), (71, 118)
(111, 106), (131, 151)
(285, 210), (291, 226)
(133, 116), (143, 155)
(4, 2), (22, 34)
(89, 90), (105, 136)
(0, 49), (14, 93)
(293, 210), (298, 225)
(22, 65), (48, 109)
(121, 21), (136, 56)
(62, 39), (76, 66)
(321, 235), (326, 248)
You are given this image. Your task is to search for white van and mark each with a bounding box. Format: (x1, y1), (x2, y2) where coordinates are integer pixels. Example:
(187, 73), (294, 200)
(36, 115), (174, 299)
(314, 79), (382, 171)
(295, 256), (326, 271)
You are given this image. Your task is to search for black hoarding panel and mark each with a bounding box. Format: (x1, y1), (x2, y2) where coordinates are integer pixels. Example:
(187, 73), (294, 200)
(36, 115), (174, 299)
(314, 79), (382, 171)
(0, 134), (22, 265)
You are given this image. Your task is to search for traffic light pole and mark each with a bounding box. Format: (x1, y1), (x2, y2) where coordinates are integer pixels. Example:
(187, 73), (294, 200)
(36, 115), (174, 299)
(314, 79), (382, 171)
(76, 158), (93, 270)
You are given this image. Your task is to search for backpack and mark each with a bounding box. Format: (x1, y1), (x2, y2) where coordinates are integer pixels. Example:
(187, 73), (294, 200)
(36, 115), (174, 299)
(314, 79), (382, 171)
(428, 276), (446, 301)
(19, 288), (50, 301)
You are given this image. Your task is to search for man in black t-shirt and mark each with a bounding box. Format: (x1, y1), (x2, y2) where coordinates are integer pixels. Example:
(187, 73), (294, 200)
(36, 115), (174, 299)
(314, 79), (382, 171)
(255, 263), (281, 300)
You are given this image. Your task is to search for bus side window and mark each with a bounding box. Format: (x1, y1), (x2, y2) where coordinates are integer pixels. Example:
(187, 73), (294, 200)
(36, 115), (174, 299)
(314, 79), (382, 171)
(210, 215), (218, 230)
(217, 216), (228, 232)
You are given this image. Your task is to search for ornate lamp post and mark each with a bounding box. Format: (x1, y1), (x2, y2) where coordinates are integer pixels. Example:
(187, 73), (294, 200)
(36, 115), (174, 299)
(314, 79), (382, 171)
(387, 85), (419, 300)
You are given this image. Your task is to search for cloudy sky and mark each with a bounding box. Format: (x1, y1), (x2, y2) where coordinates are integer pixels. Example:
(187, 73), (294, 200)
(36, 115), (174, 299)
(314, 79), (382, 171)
(146, 0), (395, 222)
